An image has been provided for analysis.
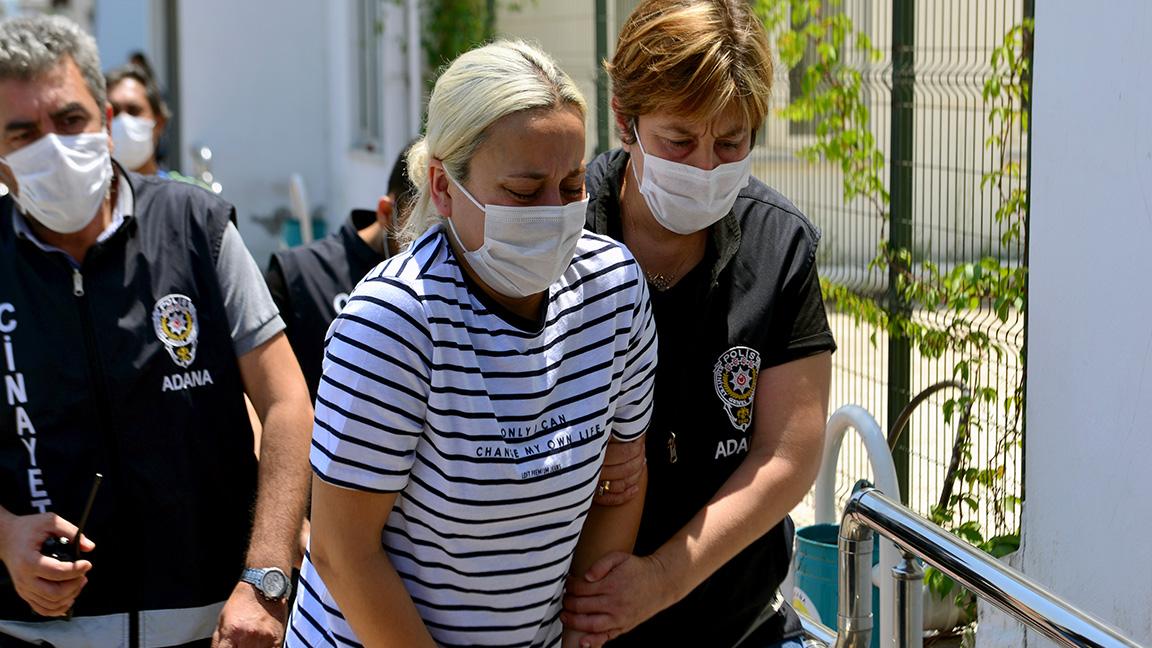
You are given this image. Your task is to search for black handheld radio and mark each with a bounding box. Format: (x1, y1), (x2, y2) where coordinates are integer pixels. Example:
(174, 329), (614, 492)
(40, 473), (102, 562)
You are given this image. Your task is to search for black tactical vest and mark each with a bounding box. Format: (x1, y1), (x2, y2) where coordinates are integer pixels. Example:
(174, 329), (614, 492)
(0, 172), (257, 636)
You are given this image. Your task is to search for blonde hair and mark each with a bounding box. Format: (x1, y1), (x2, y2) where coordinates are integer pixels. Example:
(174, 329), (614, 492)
(608, 0), (774, 143)
(401, 40), (588, 243)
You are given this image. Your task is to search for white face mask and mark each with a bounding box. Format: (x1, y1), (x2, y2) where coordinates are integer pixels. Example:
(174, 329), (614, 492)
(1, 132), (112, 234)
(444, 172), (588, 298)
(632, 125), (752, 235)
(111, 114), (156, 171)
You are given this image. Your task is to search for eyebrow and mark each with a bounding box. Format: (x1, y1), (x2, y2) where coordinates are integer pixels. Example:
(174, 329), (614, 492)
(501, 166), (586, 181)
(717, 125), (748, 139)
(4, 102), (92, 134)
(658, 125), (748, 139)
(50, 102), (90, 121)
(3, 120), (37, 134)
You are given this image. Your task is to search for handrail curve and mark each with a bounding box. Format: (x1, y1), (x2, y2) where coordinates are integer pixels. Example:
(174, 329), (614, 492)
(835, 488), (1144, 648)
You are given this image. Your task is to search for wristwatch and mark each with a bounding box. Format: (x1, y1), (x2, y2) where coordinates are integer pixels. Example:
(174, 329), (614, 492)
(240, 567), (291, 601)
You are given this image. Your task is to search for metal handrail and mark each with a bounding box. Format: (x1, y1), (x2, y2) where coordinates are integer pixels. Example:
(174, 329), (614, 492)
(798, 611), (838, 647)
(835, 488), (1144, 648)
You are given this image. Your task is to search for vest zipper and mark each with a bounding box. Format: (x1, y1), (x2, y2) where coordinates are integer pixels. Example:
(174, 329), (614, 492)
(129, 610), (140, 648)
(72, 268), (84, 297)
(73, 266), (135, 647)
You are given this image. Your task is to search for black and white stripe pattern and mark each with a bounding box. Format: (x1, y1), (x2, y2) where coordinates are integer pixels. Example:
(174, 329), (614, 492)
(289, 226), (657, 648)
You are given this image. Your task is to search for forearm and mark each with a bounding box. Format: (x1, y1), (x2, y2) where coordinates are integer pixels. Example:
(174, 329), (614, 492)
(0, 504), (18, 566)
(0, 504), (13, 546)
(572, 465), (647, 576)
(312, 531), (437, 647)
(244, 399), (313, 570)
(652, 449), (817, 602)
(652, 353), (831, 602)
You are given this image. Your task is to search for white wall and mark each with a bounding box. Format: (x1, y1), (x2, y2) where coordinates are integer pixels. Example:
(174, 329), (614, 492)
(496, 0), (598, 159)
(93, 0), (148, 72)
(1016, 0), (1152, 645)
(176, 0), (332, 266)
(93, 1), (416, 265)
(325, 0), (417, 227)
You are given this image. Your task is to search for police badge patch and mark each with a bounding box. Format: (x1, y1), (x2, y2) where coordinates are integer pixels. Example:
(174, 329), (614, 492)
(713, 346), (762, 432)
(152, 294), (199, 368)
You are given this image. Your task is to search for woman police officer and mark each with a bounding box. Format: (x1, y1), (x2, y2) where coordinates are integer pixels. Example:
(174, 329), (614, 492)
(563, 2), (836, 646)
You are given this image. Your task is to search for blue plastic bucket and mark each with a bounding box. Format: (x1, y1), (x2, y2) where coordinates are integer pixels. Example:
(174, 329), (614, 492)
(282, 218), (327, 248)
(793, 523), (881, 647)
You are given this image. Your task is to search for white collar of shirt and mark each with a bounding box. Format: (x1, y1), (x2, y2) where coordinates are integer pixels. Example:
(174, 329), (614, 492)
(12, 167), (134, 264)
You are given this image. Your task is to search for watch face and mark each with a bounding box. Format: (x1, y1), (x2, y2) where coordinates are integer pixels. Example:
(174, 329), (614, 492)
(261, 570), (287, 597)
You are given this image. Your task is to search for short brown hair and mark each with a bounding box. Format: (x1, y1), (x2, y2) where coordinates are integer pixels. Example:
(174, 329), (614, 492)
(608, 0), (774, 143)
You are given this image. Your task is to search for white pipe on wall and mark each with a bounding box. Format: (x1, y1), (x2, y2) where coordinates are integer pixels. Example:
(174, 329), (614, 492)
(813, 405), (901, 648)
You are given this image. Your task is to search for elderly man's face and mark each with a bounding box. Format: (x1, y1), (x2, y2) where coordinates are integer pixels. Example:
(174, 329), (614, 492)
(0, 55), (107, 189)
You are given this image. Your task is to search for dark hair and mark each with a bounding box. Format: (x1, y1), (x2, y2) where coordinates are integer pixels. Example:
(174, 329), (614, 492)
(388, 139), (419, 215)
(106, 63), (170, 121)
(127, 50), (156, 81)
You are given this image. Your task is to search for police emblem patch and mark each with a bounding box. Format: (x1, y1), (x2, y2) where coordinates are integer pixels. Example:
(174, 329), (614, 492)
(152, 294), (199, 369)
(713, 346), (761, 432)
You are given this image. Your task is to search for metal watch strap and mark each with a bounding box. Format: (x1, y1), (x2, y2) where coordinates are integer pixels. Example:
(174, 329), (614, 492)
(241, 567), (290, 601)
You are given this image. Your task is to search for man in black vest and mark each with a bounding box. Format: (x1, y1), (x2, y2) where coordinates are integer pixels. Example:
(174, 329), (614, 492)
(265, 144), (415, 401)
(0, 15), (312, 647)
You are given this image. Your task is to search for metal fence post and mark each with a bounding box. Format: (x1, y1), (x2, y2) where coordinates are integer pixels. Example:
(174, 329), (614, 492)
(485, 0), (497, 40)
(888, 0), (916, 504)
(1019, 0), (1035, 511)
(162, 0), (182, 174)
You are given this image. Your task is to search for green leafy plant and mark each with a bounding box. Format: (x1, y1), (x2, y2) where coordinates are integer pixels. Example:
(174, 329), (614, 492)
(756, 0), (1033, 624)
(422, 0), (492, 74)
(395, 0), (534, 89)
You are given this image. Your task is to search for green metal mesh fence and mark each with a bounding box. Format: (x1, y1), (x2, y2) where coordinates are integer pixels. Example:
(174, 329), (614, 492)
(755, 0), (1028, 538)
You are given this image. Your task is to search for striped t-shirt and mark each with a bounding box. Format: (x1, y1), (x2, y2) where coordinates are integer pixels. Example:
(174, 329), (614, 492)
(288, 226), (658, 648)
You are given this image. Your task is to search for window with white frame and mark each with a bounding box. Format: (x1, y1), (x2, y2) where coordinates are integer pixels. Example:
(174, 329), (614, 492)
(354, 0), (385, 153)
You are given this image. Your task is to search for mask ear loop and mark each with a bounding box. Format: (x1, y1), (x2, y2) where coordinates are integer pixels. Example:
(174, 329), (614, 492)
(442, 169), (485, 211)
(440, 168), (485, 253)
(629, 123), (649, 190)
(632, 122), (652, 159)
